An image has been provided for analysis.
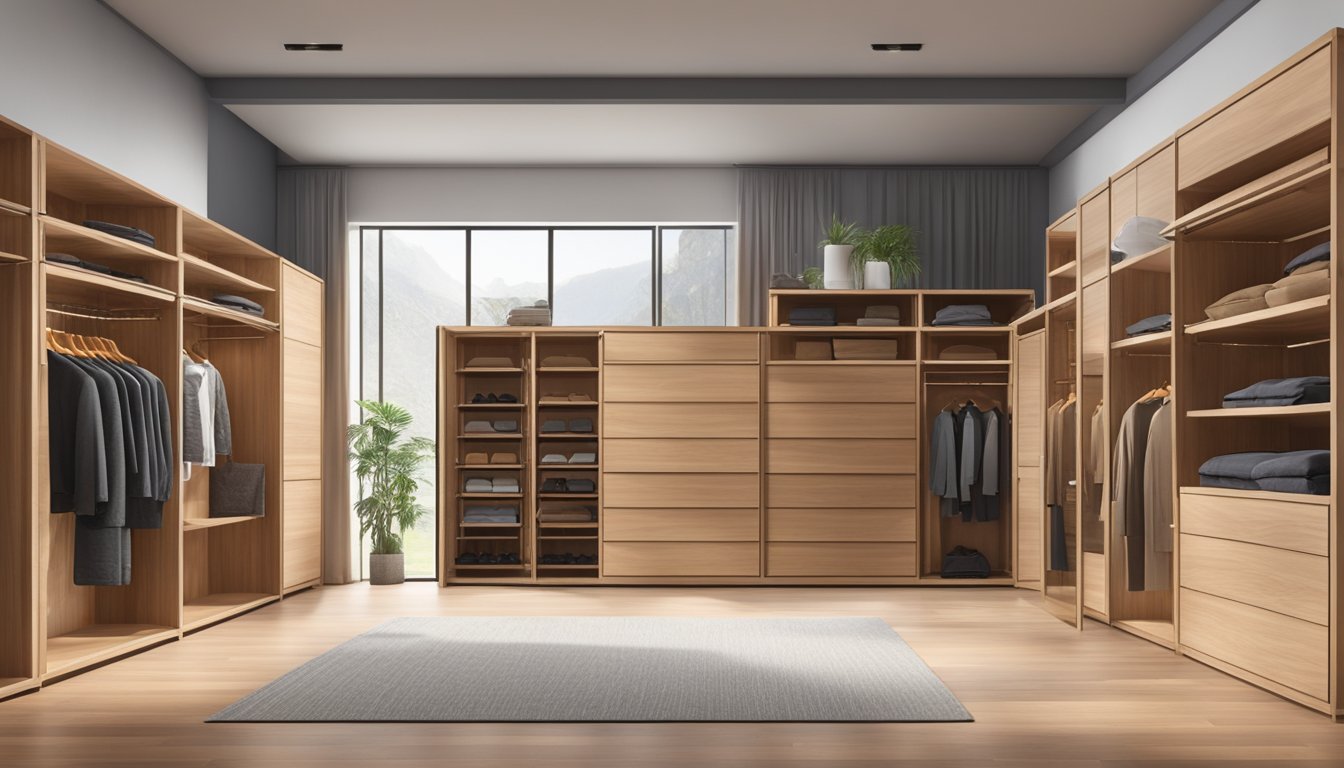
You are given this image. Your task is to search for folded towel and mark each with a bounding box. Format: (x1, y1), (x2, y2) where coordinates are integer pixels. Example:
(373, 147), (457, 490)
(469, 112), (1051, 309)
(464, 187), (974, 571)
(1111, 216), (1170, 260)
(1266, 267), (1330, 306)
(569, 452), (597, 464)
(1198, 475), (1261, 491)
(1205, 284), (1272, 320)
(1223, 376), (1330, 408)
(212, 293), (265, 314)
(491, 479), (520, 493)
(490, 452), (518, 464)
(464, 479), (494, 493)
(568, 417), (594, 433)
(538, 507), (596, 522)
(567, 478), (596, 493)
(491, 420), (518, 433)
(1125, 313), (1172, 337)
(856, 317), (901, 326)
(463, 451), (488, 465)
(931, 305), (992, 326)
(463, 420), (495, 433)
(938, 344), (998, 360)
(1257, 475), (1330, 495)
(1250, 450), (1331, 480)
(541, 419), (566, 433)
(466, 356), (514, 368)
(787, 319), (840, 326)
(1284, 242), (1330, 275)
(540, 453), (568, 464)
(864, 305), (903, 321)
(788, 307), (837, 322)
(1198, 452), (1283, 481)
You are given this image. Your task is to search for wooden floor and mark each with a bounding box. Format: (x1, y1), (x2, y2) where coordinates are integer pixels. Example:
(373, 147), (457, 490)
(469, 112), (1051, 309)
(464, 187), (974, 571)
(3, 583), (1344, 767)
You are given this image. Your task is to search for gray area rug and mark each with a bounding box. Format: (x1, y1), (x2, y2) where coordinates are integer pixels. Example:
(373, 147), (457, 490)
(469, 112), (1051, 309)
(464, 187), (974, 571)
(210, 616), (971, 722)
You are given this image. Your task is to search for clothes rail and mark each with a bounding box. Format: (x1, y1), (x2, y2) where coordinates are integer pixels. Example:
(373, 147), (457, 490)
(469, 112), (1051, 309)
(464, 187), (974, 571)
(46, 304), (160, 321)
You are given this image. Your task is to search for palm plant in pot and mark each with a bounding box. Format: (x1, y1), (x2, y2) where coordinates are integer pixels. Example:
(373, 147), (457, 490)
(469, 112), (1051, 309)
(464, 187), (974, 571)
(349, 400), (435, 585)
(818, 214), (864, 289)
(854, 224), (921, 289)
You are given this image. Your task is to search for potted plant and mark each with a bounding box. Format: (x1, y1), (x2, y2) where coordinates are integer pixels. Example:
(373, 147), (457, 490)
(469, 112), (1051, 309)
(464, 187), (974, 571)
(855, 224), (921, 289)
(802, 266), (824, 290)
(348, 399), (435, 585)
(818, 214), (863, 289)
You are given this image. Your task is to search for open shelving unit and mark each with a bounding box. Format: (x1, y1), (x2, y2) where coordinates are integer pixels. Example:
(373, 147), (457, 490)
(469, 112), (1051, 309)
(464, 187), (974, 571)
(534, 333), (601, 579)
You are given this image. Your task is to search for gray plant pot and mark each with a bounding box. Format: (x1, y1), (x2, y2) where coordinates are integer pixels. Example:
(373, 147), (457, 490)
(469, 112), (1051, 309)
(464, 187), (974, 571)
(369, 553), (405, 585)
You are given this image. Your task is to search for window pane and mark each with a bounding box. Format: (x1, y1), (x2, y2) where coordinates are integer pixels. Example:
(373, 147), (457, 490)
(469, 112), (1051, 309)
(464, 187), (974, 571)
(661, 228), (731, 326)
(470, 230), (548, 325)
(553, 229), (653, 325)
(373, 229), (467, 579)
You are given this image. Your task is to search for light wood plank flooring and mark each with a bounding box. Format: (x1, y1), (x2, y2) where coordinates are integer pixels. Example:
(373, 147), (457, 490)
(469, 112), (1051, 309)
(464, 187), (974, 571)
(3, 583), (1344, 767)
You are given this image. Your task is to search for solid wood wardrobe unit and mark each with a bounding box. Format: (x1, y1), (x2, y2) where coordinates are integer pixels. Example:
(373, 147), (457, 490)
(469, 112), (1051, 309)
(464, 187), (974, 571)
(0, 114), (324, 700)
(437, 288), (1033, 586)
(1013, 29), (1344, 715)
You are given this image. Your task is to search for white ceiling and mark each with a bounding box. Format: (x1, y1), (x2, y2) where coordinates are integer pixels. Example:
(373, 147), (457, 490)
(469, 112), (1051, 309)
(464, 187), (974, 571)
(109, 0), (1219, 165)
(109, 0), (1218, 77)
(227, 103), (1096, 166)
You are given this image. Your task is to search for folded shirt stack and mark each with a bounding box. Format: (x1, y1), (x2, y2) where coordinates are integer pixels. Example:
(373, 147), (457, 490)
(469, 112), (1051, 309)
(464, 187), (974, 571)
(46, 252), (147, 283)
(1267, 261), (1329, 308)
(1222, 376), (1330, 408)
(1201, 243), (1331, 321)
(1125, 313), (1172, 337)
(464, 477), (520, 494)
(463, 505), (520, 523)
(1198, 450), (1330, 495)
(938, 344), (998, 360)
(541, 451), (597, 464)
(212, 293), (265, 317)
(466, 356), (515, 368)
(931, 304), (999, 327)
(856, 305), (902, 327)
(506, 300), (552, 326)
(463, 451), (519, 465)
(83, 219), (155, 248)
(787, 306), (837, 326)
(538, 505), (597, 523)
(464, 419), (519, 434)
(1110, 216), (1170, 263)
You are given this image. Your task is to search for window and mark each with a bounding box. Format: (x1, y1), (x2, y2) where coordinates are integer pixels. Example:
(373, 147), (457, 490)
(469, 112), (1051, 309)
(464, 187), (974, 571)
(352, 223), (735, 580)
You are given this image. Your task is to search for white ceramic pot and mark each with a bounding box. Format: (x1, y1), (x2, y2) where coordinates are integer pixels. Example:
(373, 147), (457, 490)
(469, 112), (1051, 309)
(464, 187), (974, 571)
(823, 245), (855, 289)
(863, 261), (891, 290)
(369, 553), (405, 585)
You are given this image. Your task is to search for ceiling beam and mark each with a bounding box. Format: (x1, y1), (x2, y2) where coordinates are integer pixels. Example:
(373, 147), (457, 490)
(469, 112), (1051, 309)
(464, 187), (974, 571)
(205, 77), (1125, 106)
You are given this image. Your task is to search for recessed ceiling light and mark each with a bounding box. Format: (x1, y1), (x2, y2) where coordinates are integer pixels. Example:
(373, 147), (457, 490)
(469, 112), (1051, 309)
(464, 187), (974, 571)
(284, 43), (344, 52)
(871, 43), (923, 52)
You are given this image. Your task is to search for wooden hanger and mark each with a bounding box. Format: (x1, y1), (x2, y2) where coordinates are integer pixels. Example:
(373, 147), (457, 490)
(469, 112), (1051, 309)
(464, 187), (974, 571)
(50, 330), (90, 358)
(184, 344), (206, 364)
(45, 328), (75, 355)
(105, 338), (137, 364)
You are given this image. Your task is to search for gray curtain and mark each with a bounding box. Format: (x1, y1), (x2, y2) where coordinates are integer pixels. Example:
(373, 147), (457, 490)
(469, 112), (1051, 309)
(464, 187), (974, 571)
(737, 166), (1048, 325)
(276, 167), (351, 585)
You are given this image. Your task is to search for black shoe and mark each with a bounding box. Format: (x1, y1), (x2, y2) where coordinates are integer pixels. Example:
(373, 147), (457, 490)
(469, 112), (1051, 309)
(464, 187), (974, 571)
(456, 552), (479, 564)
(471, 393), (487, 404)
(498, 393), (518, 403)
(487, 392), (499, 403)
(541, 478), (568, 493)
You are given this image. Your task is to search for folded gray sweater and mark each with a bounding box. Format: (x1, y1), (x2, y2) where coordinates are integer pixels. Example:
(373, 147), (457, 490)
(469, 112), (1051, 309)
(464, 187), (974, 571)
(1223, 376), (1330, 408)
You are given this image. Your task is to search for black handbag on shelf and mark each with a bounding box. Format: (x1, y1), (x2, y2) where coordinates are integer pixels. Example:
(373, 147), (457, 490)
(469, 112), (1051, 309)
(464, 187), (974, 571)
(209, 457), (266, 517)
(941, 546), (991, 579)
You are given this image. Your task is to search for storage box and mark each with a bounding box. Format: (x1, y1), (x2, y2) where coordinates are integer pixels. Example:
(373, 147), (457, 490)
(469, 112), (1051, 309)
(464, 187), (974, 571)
(832, 338), (900, 360)
(795, 339), (833, 360)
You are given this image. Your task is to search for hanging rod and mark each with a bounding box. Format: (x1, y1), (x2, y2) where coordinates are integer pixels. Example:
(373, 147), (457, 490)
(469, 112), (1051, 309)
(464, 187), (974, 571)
(1194, 338), (1329, 349)
(198, 334), (266, 342)
(923, 381), (1009, 387)
(46, 304), (160, 322)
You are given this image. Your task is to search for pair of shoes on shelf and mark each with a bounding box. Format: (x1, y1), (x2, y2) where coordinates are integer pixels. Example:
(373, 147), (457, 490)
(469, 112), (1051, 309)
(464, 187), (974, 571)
(456, 552), (522, 565)
(540, 451), (598, 465)
(470, 392), (520, 404)
(539, 553), (598, 565)
(540, 478), (597, 494)
(540, 418), (594, 434)
(464, 419), (519, 434)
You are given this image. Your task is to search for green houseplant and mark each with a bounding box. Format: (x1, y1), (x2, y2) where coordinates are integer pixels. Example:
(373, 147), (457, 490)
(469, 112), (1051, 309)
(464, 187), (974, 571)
(855, 224), (921, 289)
(819, 213), (864, 289)
(348, 400), (435, 585)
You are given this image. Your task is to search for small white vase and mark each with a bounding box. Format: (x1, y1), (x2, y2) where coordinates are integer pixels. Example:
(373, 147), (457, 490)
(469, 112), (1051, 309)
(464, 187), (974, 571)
(864, 261), (891, 290)
(823, 245), (855, 289)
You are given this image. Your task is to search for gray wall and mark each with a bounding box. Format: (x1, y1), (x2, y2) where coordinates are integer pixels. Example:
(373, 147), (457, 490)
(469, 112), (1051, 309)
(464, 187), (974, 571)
(209, 102), (278, 249)
(0, 0), (278, 243)
(348, 166), (738, 223)
(1049, 0), (1344, 216)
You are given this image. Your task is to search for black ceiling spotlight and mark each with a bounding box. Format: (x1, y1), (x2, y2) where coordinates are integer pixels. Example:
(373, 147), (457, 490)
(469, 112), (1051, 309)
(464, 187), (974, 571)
(871, 43), (924, 52)
(284, 43), (344, 51)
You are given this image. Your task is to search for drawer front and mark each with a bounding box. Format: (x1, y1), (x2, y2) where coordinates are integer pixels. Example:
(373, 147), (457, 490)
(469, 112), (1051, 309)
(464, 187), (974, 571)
(768, 508), (915, 542)
(1180, 491), (1327, 555)
(605, 403), (758, 438)
(604, 509), (759, 542)
(282, 264), (323, 347)
(767, 474), (917, 508)
(767, 402), (916, 439)
(605, 364), (759, 403)
(767, 365), (916, 403)
(767, 438), (916, 474)
(1180, 534), (1327, 625)
(1178, 47), (1331, 190)
(283, 479), (322, 588)
(604, 473), (759, 508)
(1180, 588), (1328, 701)
(604, 332), (759, 363)
(604, 438), (759, 473)
(767, 542), (916, 577)
(604, 542), (759, 576)
(283, 338), (323, 480)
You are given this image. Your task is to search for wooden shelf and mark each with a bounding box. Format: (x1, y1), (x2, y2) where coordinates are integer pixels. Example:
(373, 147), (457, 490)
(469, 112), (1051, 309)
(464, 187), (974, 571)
(0, 198), (31, 216)
(44, 262), (176, 306)
(182, 593), (277, 631)
(182, 253), (275, 295)
(460, 522), (523, 528)
(538, 535), (599, 541)
(537, 366), (599, 372)
(922, 359), (1010, 366)
(919, 326), (1012, 333)
(535, 521), (599, 528)
(182, 210), (279, 260)
(454, 535), (520, 541)
(43, 143), (171, 207)
(1167, 150), (1331, 242)
(537, 400), (598, 407)
(458, 492), (524, 499)
(458, 403), (526, 410)
(1047, 260), (1078, 279)
(183, 515), (261, 531)
(458, 433), (524, 440)
(1111, 244), (1172, 275)
(539, 464), (599, 470)
(1188, 402), (1330, 419)
(452, 564), (529, 571)
(181, 296), (279, 332)
(1111, 330), (1172, 352)
(41, 215), (177, 264)
(537, 432), (597, 439)
(771, 325), (917, 333)
(766, 359), (916, 366)
(1179, 485), (1331, 505)
(537, 493), (598, 500)
(457, 463), (524, 470)
(44, 624), (176, 679)
(1183, 296), (1329, 345)
(536, 564), (600, 570)
(456, 367), (525, 374)
(0, 250), (25, 263)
